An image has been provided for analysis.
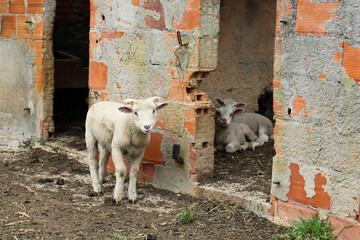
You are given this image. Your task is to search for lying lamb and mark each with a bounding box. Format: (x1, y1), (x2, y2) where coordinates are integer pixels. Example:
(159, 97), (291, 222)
(85, 97), (168, 204)
(214, 97), (274, 147)
(215, 104), (260, 152)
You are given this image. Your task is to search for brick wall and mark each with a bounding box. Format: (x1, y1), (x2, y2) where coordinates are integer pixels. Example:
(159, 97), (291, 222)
(271, 0), (360, 238)
(89, 0), (220, 191)
(0, 0), (55, 139)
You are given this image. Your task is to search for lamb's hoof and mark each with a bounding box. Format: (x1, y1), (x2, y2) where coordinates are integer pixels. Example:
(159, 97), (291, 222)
(115, 199), (121, 205)
(249, 141), (259, 150)
(129, 199), (137, 204)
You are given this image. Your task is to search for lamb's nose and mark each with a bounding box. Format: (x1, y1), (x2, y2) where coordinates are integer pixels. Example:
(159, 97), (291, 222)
(144, 125), (151, 131)
(222, 119), (227, 124)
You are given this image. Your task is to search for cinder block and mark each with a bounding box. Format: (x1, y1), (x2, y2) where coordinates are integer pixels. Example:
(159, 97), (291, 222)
(9, 0), (25, 13)
(0, 15), (16, 37)
(295, 0), (341, 36)
(27, 0), (44, 13)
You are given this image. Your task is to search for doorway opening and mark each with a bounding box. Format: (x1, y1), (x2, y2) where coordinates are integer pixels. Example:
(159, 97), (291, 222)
(200, 0), (277, 208)
(53, 0), (90, 147)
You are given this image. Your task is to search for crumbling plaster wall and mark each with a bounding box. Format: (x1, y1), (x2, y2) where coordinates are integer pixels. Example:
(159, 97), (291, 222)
(89, 0), (220, 193)
(0, 0), (55, 139)
(271, 0), (360, 236)
(200, 0), (276, 115)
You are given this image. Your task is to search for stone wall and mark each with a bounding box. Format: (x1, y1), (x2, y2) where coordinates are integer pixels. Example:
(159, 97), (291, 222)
(88, 0), (220, 192)
(270, 0), (360, 238)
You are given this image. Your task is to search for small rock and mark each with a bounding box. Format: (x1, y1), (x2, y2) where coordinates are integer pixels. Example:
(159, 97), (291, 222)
(56, 178), (65, 185)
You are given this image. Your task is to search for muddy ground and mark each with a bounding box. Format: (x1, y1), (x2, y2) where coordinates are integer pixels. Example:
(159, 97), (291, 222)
(0, 137), (286, 239)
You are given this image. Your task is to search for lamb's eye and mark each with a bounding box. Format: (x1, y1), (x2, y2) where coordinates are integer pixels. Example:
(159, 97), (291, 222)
(153, 110), (155, 114)
(134, 112), (138, 116)
(230, 113), (233, 117)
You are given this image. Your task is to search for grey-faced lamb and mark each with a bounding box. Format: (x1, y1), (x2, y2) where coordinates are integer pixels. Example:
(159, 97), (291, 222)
(85, 97), (168, 204)
(214, 97), (274, 147)
(215, 104), (260, 152)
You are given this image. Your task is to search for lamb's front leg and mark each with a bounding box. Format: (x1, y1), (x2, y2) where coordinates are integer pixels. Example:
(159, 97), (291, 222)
(111, 146), (127, 204)
(128, 151), (144, 204)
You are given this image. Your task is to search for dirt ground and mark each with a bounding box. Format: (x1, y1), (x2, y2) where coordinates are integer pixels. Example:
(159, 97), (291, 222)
(0, 140), (287, 240)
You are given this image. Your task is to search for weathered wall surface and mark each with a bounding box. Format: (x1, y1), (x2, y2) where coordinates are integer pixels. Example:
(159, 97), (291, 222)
(0, 0), (55, 139)
(200, 0), (276, 115)
(89, 0), (220, 193)
(271, 0), (360, 238)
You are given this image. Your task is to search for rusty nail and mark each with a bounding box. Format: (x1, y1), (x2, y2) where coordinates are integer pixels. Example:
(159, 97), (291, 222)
(25, 21), (32, 24)
(177, 31), (182, 46)
(280, 20), (287, 24)
(273, 181), (280, 185)
(24, 107), (31, 113)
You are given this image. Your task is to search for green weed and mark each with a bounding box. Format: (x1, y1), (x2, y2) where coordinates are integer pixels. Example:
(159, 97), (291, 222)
(172, 207), (194, 224)
(276, 213), (352, 240)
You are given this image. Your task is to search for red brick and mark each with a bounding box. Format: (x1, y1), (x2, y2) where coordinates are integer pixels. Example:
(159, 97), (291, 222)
(89, 61), (108, 90)
(17, 15), (32, 39)
(144, 0), (166, 30)
(89, 0), (98, 28)
(143, 133), (164, 165)
(0, 15), (16, 37)
(0, 0), (8, 13)
(328, 215), (360, 240)
(287, 163), (331, 210)
(343, 41), (360, 84)
(295, 0), (340, 36)
(132, 0), (140, 7)
(33, 14), (44, 40)
(275, 0), (293, 35)
(292, 96), (309, 117)
(89, 31), (100, 59)
(27, 0), (44, 13)
(9, 0), (25, 13)
(172, 0), (200, 31)
(35, 66), (43, 94)
(28, 40), (44, 65)
(276, 199), (318, 226)
(100, 31), (125, 41)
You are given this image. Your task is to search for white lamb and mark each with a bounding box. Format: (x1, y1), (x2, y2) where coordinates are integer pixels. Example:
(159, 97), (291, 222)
(214, 97), (274, 147)
(85, 97), (168, 204)
(215, 104), (260, 152)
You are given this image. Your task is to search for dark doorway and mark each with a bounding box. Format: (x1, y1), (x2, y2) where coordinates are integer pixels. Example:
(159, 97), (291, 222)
(53, 0), (90, 136)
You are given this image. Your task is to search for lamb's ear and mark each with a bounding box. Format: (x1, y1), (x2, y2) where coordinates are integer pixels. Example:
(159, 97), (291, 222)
(152, 96), (161, 103)
(214, 98), (225, 107)
(123, 99), (135, 105)
(156, 102), (169, 110)
(233, 108), (244, 116)
(118, 106), (132, 113)
(233, 102), (246, 109)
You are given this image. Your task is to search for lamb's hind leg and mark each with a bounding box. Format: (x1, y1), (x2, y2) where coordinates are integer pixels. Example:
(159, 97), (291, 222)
(98, 145), (111, 184)
(225, 141), (240, 153)
(241, 124), (261, 150)
(86, 135), (102, 193)
(258, 125), (269, 144)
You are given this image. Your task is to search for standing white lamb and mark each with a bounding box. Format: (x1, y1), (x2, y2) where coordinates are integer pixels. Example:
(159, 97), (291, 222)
(85, 97), (168, 204)
(215, 104), (260, 152)
(214, 97), (274, 147)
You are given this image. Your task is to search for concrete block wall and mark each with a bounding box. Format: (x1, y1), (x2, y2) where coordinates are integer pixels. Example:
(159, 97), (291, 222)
(89, 0), (220, 193)
(271, 0), (360, 238)
(0, 0), (55, 139)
